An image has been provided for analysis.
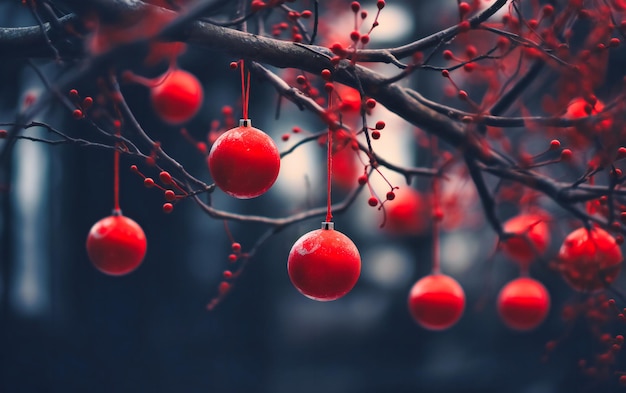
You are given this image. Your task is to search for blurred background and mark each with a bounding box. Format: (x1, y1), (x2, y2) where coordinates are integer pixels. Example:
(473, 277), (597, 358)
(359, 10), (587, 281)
(1, 1), (626, 392)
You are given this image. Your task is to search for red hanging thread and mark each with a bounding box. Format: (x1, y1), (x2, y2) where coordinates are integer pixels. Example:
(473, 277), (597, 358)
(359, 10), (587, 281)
(113, 126), (121, 213)
(240, 60), (251, 119)
(326, 92), (333, 223)
(431, 136), (441, 274)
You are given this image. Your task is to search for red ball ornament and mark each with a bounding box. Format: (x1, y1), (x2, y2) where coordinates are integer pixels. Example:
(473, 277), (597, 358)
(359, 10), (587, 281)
(558, 226), (623, 292)
(287, 222), (361, 301)
(208, 119), (280, 199)
(86, 214), (147, 276)
(150, 69), (203, 124)
(384, 187), (428, 236)
(408, 274), (465, 330)
(501, 212), (550, 268)
(497, 277), (550, 331)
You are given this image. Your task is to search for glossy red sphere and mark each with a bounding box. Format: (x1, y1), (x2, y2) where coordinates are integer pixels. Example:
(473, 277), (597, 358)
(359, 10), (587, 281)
(208, 123), (280, 199)
(287, 227), (361, 301)
(408, 274), (465, 330)
(150, 69), (203, 124)
(86, 215), (147, 276)
(384, 187), (428, 236)
(497, 277), (550, 331)
(501, 212), (550, 268)
(558, 226), (623, 292)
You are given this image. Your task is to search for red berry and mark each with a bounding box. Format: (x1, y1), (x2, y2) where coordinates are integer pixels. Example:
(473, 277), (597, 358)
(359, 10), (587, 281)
(82, 96), (93, 109)
(368, 196), (378, 206)
(560, 149), (572, 161)
(558, 226), (623, 292)
(162, 203), (174, 213)
(497, 277), (550, 331)
(159, 171), (173, 185)
(287, 225), (361, 301)
(408, 274), (465, 330)
(459, 2), (470, 15)
(86, 215), (147, 276)
(501, 212), (550, 269)
(208, 121), (280, 199)
(164, 189), (176, 201)
(150, 69), (203, 125)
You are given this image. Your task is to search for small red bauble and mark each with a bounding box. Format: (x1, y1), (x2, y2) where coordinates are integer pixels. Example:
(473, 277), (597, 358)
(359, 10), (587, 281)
(558, 226), (623, 292)
(208, 120), (280, 199)
(384, 187), (428, 236)
(150, 69), (203, 124)
(86, 214), (147, 276)
(497, 277), (550, 331)
(287, 222), (361, 301)
(501, 212), (550, 268)
(408, 274), (465, 330)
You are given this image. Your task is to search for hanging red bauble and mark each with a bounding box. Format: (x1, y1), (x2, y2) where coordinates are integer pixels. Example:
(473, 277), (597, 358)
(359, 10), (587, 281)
(208, 120), (280, 199)
(384, 187), (429, 236)
(150, 69), (203, 124)
(501, 212), (550, 269)
(287, 222), (361, 301)
(497, 277), (550, 331)
(557, 226), (623, 292)
(86, 214), (147, 276)
(408, 274), (465, 330)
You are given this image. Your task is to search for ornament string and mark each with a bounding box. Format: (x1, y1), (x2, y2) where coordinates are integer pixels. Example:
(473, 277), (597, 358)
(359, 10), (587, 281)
(431, 136), (440, 275)
(240, 60), (251, 120)
(113, 129), (121, 214)
(326, 93), (333, 223)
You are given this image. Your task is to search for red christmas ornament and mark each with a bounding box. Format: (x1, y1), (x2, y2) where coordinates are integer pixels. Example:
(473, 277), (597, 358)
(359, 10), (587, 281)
(557, 226), (623, 292)
(497, 277), (550, 331)
(287, 222), (361, 301)
(86, 214), (147, 276)
(150, 69), (203, 124)
(501, 212), (550, 269)
(208, 120), (280, 199)
(408, 274), (465, 330)
(384, 187), (428, 236)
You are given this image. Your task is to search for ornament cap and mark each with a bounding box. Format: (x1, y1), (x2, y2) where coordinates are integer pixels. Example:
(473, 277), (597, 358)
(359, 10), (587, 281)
(111, 208), (122, 216)
(321, 221), (334, 230)
(239, 119), (252, 127)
